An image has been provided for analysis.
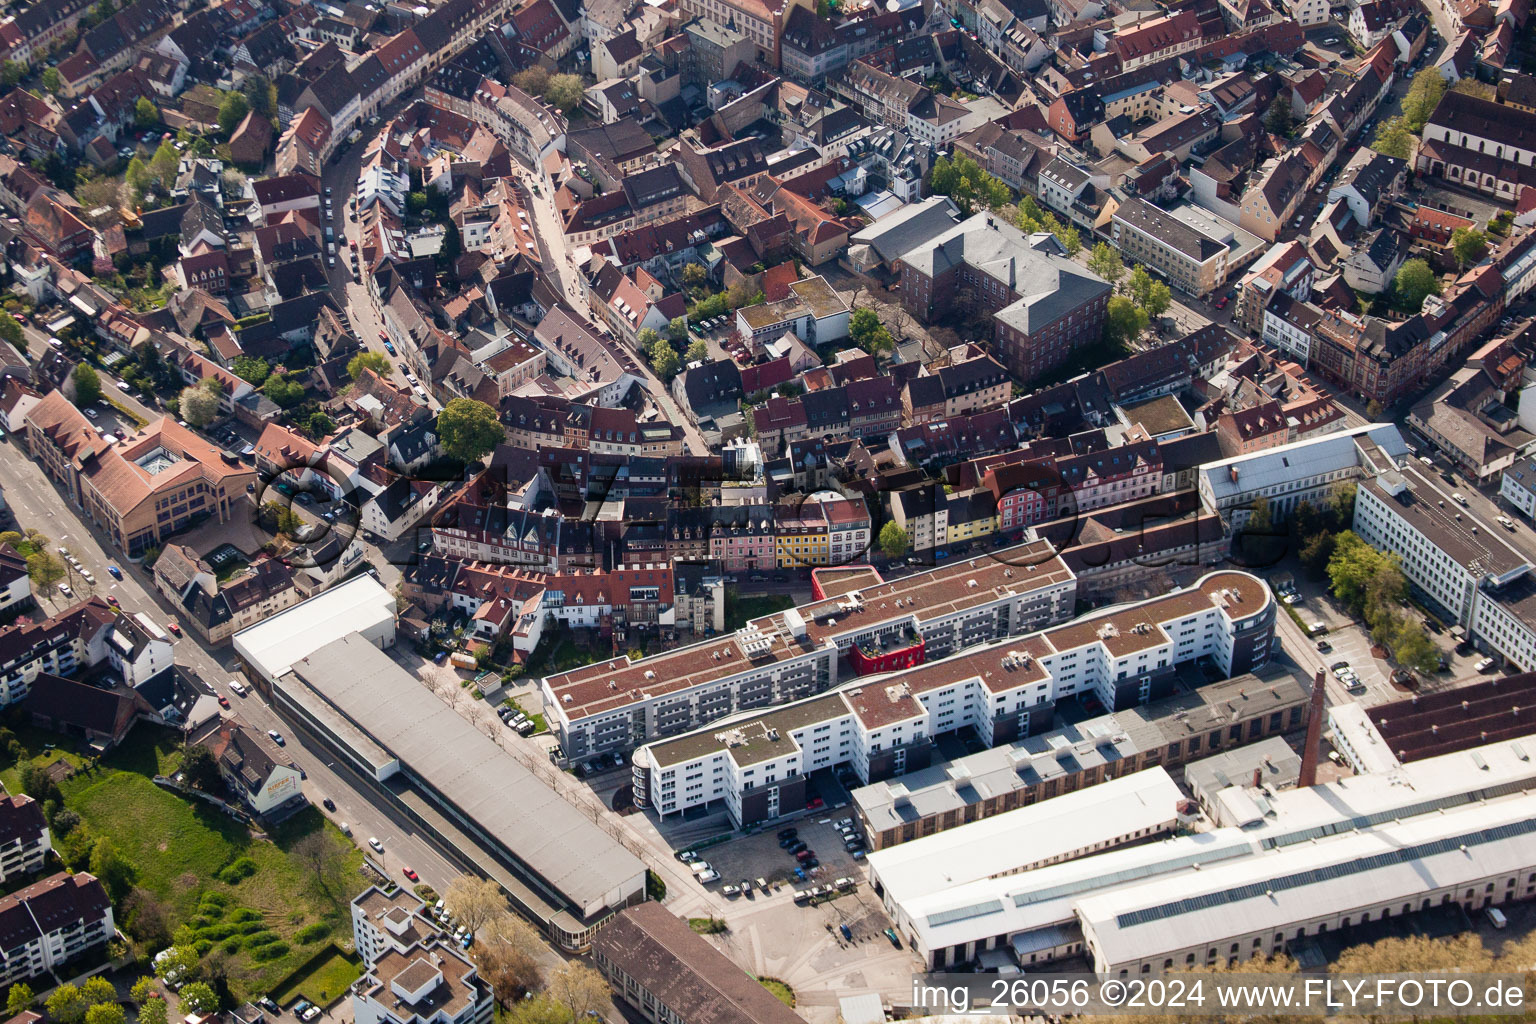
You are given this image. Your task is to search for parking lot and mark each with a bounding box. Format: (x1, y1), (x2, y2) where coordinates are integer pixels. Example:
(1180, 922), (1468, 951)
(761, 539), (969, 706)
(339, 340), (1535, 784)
(1270, 569), (1492, 710)
(678, 816), (870, 896)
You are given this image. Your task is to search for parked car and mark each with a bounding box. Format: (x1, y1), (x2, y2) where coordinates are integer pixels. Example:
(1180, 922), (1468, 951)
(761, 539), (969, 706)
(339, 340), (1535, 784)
(402, 867), (418, 882)
(368, 837), (384, 852)
(1477, 657), (1497, 672)
(217, 694), (230, 709)
(267, 730), (284, 745)
(777, 827), (797, 840)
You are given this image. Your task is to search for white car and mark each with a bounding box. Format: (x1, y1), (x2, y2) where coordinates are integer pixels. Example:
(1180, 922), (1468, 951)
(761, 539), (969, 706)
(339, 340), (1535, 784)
(369, 837), (384, 852)
(228, 680), (248, 696)
(1476, 657), (1496, 672)
(58, 584), (73, 598)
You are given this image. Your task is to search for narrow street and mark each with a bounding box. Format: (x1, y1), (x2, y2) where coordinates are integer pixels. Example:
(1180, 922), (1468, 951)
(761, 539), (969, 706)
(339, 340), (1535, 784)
(510, 161), (710, 455)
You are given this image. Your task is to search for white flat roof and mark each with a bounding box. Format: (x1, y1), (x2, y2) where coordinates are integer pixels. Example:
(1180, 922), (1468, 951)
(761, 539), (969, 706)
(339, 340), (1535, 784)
(867, 769), (1182, 905)
(233, 575), (397, 682)
(1078, 790), (1536, 967)
(892, 735), (1536, 956)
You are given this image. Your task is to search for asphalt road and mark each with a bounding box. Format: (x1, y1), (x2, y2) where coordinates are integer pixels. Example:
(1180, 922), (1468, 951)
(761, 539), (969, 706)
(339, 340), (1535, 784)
(0, 449), (461, 901)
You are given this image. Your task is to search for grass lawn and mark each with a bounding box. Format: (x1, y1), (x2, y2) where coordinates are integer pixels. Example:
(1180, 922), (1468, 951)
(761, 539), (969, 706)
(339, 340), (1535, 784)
(268, 947), (363, 1006)
(724, 590), (795, 632)
(758, 979), (795, 1007)
(21, 729), (365, 1001)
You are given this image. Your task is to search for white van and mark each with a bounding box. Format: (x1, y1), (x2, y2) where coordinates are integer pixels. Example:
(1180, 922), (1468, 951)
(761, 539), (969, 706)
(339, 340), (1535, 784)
(1488, 907), (1508, 929)
(337, 822), (351, 836)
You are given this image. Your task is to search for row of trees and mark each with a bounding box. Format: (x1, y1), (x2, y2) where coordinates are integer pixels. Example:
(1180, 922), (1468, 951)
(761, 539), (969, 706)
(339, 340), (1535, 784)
(1087, 243), (1173, 347)
(1327, 529), (1441, 674)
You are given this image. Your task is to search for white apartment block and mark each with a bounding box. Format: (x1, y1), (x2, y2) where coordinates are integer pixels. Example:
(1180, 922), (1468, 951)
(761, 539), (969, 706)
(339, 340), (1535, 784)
(352, 887), (444, 968)
(353, 942), (493, 1024)
(0, 797), (50, 886)
(1500, 455), (1536, 518)
(0, 872), (114, 989)
(1198, 423), (1409, 531)
(635, 571), (1275, 826)
(542, 542), (1078, 763)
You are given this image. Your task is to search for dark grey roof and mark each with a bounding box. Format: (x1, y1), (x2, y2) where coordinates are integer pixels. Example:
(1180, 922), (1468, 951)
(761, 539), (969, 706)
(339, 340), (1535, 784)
(1114, 197), (1226, 263)
(849, 195), (963, 263)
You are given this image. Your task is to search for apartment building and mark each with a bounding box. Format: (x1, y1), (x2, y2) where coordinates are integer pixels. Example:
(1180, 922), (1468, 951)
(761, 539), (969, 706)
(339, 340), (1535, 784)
(633, 571), (1275, 826)
(542, 541), (1077, 763)
(352, 887), (445, 968)
(0, 797), (49, 885)
(853, 667), (1308, 849)
(353, 940), (494, 1024)
(0, 872), (114, 988)
(24, 394), (256, 558)
(0, 599), (116, 707)
(1111, 198), (1230, 297)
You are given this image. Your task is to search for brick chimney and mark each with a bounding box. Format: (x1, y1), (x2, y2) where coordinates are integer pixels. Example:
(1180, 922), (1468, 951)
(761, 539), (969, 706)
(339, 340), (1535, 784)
(1298, 666), (1327, 788)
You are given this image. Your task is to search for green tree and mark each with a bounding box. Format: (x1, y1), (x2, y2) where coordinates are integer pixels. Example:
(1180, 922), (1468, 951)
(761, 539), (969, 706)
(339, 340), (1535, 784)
(40, 68), (61, 94)
(685, 338), (708, 363)
(181, 745), (222, 791)
(1056, 222), (1082, 257)
(156, 946), (200, 986)
(406, 191), (430, 215)
(89, 837), (137, 902)
(1086, 242), (1124, 285)
(1263, 98), (1294, 135)
(262, 374), (305, 408)
(73, 364), (101, 406)
(300, 409), (334, 438)
(1365, 399), (1386, 420)
(512, 66), (549, 96)
(1394, 258), (1440, 310)
(125, 156), (153, 200)
(150, 141), (179, 191)
(1400, 68), (1448, 132)
(1451, 225), (1487, 268)
(1393, 620), (1440, 675)
(501, 994), (569, 1024)
(85, 1004), (124, 1024)
(647, 334), (681, 381)
(46, 985), (87, 1024)
(544, 74), (586, 112)
(217, 91), (249, 138)
(231, 355), (270, 386)
(80, 979), (116, 1011)
(0, 62), (24, 88)
(347, 351), (391, 380)
(637, 327), (661, 351)
(27, 552), (65, 602)
(1371, 116), (1414, 159)
(879, 521), (909, 559)
(7, 984), (33, 1016)
(926, 154), (1010, 214)
(1124, 265), (1172, 318)
(848, 307), (894, 355)
(436, 398), (505, 463)
(0, 311), (22, 348)
(129, 979), (156, 1006)
(668, 316), (688, 342)
(178, 384), (219, 426)
(177, 983), (218, 1017)
(681, 263), (706, 289)
(1102, 295), (1148, 347)
(135, 97), (158, 128)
